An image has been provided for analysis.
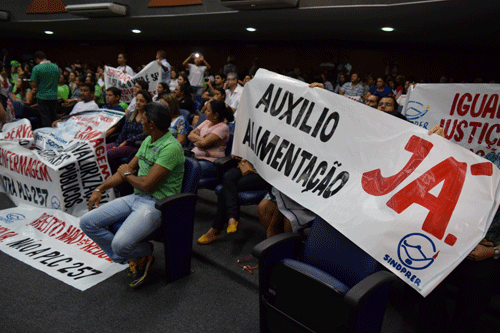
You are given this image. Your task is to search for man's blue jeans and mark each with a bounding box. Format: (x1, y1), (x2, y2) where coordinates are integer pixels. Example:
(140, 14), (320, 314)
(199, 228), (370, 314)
(79, 194), (161, 264)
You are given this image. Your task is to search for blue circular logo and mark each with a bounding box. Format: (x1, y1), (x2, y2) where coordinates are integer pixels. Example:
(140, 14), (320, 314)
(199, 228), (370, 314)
(4, 213), (25, 223)
(51, 196), (61, 210)
(397, 233), (437, 270)
(405, 101), (430, 121)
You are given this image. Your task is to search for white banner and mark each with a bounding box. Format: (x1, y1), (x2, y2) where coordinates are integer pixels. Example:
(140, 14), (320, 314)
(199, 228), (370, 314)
(403, 84), (500, 159)
(0, 118), (35, 149)
(233, 69), (500, 296)
(0, 110), (122, 217)
(104, 61), (162, 103)
(0, 204), (126, 291)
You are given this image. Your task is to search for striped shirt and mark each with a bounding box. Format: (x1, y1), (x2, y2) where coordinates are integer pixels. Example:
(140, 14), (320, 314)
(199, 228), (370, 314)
(340, 82), (365, 97)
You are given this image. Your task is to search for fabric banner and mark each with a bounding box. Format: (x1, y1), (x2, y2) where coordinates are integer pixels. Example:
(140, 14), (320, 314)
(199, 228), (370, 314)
(0, 110), (123, 217)
(402, 83), (500, 159)
(232, 69), (500, 296)
(0, 204), (126, 291)
(104, 61), (162, 103)
(0, 118), (35, 149)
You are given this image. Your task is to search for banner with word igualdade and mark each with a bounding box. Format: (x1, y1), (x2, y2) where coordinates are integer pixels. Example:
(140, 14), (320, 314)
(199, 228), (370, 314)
(0, 110), (123, 217)
(232, 69), (500, 296)
(403, 84), (500, 160)
(104, 61), (162, 103)
(0, 203), (126, 291)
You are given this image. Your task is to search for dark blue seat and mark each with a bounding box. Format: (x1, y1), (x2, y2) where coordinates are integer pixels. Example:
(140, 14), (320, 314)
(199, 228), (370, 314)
(197, 134), (234, 190)
(193, 94), (203, 113)
(253, 217), (396, 333)
(110, 157), (202, 283)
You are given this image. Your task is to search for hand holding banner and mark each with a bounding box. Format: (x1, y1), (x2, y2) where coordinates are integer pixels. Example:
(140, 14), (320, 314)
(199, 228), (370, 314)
(233, 69), (500, 296)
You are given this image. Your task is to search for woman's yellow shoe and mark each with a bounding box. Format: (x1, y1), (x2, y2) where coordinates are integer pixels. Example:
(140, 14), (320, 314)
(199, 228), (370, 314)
(227, 222), (239, 234)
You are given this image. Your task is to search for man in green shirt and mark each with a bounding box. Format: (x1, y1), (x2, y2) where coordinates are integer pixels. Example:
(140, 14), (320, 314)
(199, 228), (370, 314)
(30, 51), (60, 127)
(80, 102), (185, 288)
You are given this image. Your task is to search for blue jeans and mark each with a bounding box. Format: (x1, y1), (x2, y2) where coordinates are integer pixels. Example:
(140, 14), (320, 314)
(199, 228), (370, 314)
(79, 194), (161, 264)
(197, 159), (218, 178)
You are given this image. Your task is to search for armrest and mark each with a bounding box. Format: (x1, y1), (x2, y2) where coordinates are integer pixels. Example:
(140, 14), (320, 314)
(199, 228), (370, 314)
(155, 193), (197, 212)
(344, 270), (397, 307)
(252, 232), (303, 260)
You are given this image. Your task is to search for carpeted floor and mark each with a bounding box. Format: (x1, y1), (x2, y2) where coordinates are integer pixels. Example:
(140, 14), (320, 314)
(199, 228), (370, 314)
(1, 190), (499, 333)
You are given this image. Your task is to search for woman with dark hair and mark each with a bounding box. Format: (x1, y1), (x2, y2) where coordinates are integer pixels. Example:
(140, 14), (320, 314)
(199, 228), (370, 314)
(11, 77), (32, 102)
(159, 94), (187, 146)
(174, 82), (194, 114)
(169, 69), (179, 92)
(80, 101), (185, 289)
(188, 99), (233, 177)
(153, 82), (169, 102)
(106, 89), (152, 171)
(365, 76), (393, 100)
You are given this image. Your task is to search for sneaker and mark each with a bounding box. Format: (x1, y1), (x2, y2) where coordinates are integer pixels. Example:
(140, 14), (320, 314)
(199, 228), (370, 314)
(126, 262), (135, 277)
(129, 255), (155, 288)
(126, 242), (154, 278)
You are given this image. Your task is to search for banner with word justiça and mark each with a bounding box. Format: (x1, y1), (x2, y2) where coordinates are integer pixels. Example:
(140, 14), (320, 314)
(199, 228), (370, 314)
(403, 84), (500, 159)
(0, 204), (126, 291)
(104, 61), (161, 103)
(0, 110), (122, 217)
(232, 69), (500, 296)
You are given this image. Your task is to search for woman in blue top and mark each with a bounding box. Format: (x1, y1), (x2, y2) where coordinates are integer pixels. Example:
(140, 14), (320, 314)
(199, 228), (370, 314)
(364, 76), (393, 100)
(106, 90), (152, 171)
(159, 94), (187, 146)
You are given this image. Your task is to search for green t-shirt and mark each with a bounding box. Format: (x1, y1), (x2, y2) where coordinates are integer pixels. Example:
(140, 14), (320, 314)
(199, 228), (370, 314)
(57, 84), (70, 100)
(30, 62), (59, 100)
(94, 84), (104, 105)
(134, 131), (185, 200)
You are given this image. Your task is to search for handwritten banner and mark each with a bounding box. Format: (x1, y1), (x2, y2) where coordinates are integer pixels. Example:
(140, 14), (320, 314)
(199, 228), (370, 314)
(232, 69), (500, 296)
(403, 83), (500, 158)
(0, 204), (126, 291)
(104, 61), (161, 103)
(0, 110), (123, 217)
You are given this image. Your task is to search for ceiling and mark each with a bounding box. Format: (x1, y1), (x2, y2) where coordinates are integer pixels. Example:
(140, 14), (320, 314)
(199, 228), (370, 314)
(0, 0), (499, 50)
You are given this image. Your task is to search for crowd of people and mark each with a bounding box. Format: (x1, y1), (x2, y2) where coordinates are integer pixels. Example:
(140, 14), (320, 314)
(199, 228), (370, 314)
(1, 48), (499, 332)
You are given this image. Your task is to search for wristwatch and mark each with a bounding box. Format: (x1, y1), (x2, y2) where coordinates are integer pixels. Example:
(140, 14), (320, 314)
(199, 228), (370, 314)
(493, 246), (500, 260)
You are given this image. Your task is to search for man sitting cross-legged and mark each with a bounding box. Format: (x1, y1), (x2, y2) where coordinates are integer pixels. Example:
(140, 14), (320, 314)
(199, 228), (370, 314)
(80, 102), (185, 288)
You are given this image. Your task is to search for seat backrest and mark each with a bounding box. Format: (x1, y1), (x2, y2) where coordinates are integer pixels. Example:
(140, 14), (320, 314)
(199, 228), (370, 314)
(182, 157), (202, 194)
(301, 217), (382, 289)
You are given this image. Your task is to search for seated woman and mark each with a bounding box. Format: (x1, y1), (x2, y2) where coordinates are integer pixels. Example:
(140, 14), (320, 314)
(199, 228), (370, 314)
(9, 78), (32, 103)
(159, 94), (187, 146)
(174, 83), (194, 115)
(188, 100), (233, 178)
(106, 90), (152, 172)
(152, 82), (169, 102)
(193, 87), (228, 126)
(364, 76), (393, 100)
(197, 157), (269, 245)
(168, 69), (179, 92)
(80, 102), (185, 289)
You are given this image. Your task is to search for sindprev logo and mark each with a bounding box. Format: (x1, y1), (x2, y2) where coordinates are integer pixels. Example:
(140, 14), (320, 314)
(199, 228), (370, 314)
(405, 101), (430, 121)
(51, 196), (61, 210)
(397, 233), (438, 270)
(0, 213), (26, 224)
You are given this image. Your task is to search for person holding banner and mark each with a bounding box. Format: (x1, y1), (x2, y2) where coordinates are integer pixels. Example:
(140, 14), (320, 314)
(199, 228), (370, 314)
(80, 102), (185, 288)
(117, 53), (135, 76)
(106, 90), (151, 171)
(416, 207), (500, 333)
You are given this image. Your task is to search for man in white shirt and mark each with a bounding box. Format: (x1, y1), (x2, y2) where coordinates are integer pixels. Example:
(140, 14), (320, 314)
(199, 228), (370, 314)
(52, 83), (98, 127)
(117, 53), (135, 76)
(225, 72), (244, 116)
(156, 50), (171, 85)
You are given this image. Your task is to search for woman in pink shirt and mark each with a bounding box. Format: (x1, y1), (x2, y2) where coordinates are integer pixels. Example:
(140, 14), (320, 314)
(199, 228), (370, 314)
(188, 100), (234, 177)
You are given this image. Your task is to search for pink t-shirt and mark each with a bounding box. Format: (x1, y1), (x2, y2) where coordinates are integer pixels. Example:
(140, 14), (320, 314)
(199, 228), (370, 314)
(191, 120), (229, 162)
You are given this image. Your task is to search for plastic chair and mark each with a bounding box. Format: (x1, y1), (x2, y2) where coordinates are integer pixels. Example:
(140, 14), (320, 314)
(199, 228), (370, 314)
(253, 217), (396, 333)
(109, 157), (202, 283)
